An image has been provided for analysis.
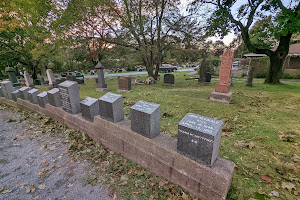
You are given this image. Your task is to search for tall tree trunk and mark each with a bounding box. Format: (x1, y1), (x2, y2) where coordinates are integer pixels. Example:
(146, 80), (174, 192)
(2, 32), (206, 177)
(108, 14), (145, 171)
(265, 51), (288, 84)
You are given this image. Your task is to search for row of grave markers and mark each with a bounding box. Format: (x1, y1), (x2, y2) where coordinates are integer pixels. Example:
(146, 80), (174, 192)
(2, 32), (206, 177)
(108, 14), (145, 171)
(0, 80), (223, 167)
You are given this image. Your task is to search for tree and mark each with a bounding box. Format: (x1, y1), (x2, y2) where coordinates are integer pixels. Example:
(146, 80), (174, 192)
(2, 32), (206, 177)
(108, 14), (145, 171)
(191, 0), (300, 84)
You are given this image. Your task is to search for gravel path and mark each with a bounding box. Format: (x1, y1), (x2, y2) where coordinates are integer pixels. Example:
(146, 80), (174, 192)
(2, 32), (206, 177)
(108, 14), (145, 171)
(0, 106), (112, 200)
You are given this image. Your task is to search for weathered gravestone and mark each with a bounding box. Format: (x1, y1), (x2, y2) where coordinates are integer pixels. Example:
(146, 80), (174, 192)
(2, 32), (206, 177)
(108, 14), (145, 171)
(59, 81), (81, 114)
(210, 50), (234, 104)
(37, 92), (49, 108)
(177, 113), (222, 167)
(47, 88), (62, 107)
(24, 71), (34, 87)
(28, 88), (39, 104)
(163, 74), (175, 86)
(99, 92), (124, 122)
(130, 100), (160, 138)
(11, 90), (20, 101)
(5, 67), (20, 86)
(46, 69), (57, 89)
(19, 87), (30, 100)
(95, 62), (108, 91)
(0, 81), (14, 99)
(80, 97), (99, 122)
(118, 76), (132, 92)
(0, 87), (3, 97)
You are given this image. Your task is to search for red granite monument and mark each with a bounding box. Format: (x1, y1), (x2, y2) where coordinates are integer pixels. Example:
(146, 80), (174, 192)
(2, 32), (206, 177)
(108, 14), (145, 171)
(210, 50), (234, 103)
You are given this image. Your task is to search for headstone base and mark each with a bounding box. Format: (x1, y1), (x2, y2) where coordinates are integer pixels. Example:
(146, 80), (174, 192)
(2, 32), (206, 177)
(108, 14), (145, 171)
(210, 91), (232, 104)
(117, 89), (132, 93)
(96, 88), (109, 92)
(162, 83), (175, 86)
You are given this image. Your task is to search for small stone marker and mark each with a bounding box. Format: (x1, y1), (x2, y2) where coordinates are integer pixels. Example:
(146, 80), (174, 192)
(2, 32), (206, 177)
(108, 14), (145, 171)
(11, 90), (20, 101)
(163, 74), (175, 86)
(177, 113), (222, 167)
(0, 87), (3, 97)
(5, 67), (20, 86)
(95, 62), (108, 91)
(19, 87), (30, 100)
(24, 71), (34, 87)
(46, 69), (57, 89)
(99, 92), (124, 122)
(210, 50), (234, 104)
(37, 92), (49, 108)
(130, 100), (160, 138)
(0, 81), (14, 99)
(80, 97), (100, 122)
(58, 81), (81, 114)
(118, 76), (132, 92)
(47, 88), (62, 107)
(28, 88), (39, 104)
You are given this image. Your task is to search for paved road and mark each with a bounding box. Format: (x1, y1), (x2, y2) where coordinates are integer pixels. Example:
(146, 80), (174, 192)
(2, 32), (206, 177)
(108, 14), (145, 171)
(0, 106), (112, 200)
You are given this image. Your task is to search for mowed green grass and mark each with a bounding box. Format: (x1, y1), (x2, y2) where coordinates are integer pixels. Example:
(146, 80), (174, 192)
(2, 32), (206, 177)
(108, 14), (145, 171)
(38, 72), (300, 199)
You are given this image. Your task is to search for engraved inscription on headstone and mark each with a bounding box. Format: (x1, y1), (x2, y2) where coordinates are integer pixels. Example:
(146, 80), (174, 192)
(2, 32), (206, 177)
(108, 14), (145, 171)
(28, 88), (39, 104)
(47, 88), (62, 107)
(58, 81), (81, 114)
(11, 90), (20, 101)
(80, 97), (99, 122)
(177, 113), (223, 167)
(19, 87), (30, 100)
(130, 100), (160, 138)
(0, 81), (14, 100)
(99, 92), (124, 122)
(37, 92), (49, 108)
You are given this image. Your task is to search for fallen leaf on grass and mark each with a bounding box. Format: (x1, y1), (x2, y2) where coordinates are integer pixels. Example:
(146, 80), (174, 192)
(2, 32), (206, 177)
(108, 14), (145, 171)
(0, 187), (12, 194)
(37, 184), (46, 190)
(260, 175), (272, 183)
(281, 182), (296, 190)
(67, 183), (73, 188)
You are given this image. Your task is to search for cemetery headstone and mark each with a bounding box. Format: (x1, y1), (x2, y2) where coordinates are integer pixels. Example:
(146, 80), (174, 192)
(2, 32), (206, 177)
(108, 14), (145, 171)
(0, 81), (14, 99)
(0, 87), (3, 97)
(47, 88), (62, 107)
(210, 50), (234, 104)
(118, 76), (132, 92)
(177, 113), (222, 167)
(28, 88), (39, 104)
(99, 92), (124, 122)
(24, 71), (34, 87)
(46, 69), (57, 89)
(163, 74), (175, 86)
(80, 97), (100, 122)
(95, 62), (108, 91)
(246, 64), (255, 87)
(130, 100), (160, 138)
(66, 75), (76, 81)
(11, 90), (20, 101)
(5, 67), (20, 86)
(19, 86), (30, 100)
(58, 81), (81, 114)
(37, 92), (49, 108)
(205, 72), (212, 83)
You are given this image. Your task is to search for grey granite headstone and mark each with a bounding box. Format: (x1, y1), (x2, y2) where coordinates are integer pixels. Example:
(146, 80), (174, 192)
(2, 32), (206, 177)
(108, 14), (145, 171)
(80, 97), (99, 122)
(0, 87), (3, 97)
(11, 90), (20, 101)
(24, 71), (34, 87)
(163, 74), (175, 85)
(95, 62), (108, 91)
(118, 76), (132, 91)
(46, 69), (57, 89)
(58, 81), (81, 114)
(99, 92), (124, 122)
(37, 92), (49, 108)
(28, 88), (39, 104)
(19, 87), (30, 100)
(130, 100), (160, 138)
(6, 67), (20, 86)
(0, 81), (14, 99)
(177, 113), (223, 167)
(47, 88), (62, 107)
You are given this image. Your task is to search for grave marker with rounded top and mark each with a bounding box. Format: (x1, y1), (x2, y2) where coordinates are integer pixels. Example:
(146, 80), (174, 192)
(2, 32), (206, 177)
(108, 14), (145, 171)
(28, 88), (39, 104)
(99, 92), (124, 122)
(0, 81), (14, 100)
(130, 100), (160, 138)
(80, 97), (100, 122)
(177, 113), (223, 167)
(47, 88), (62, 107)
(37, 92), (49, 108)
(58, 81), (81, 114)
(11, 90), (20, 101)
(19, 86), (30, 100)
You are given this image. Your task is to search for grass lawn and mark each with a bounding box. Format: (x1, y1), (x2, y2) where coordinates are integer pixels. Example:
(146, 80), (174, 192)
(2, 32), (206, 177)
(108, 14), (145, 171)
(37, 72), (300, 199)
